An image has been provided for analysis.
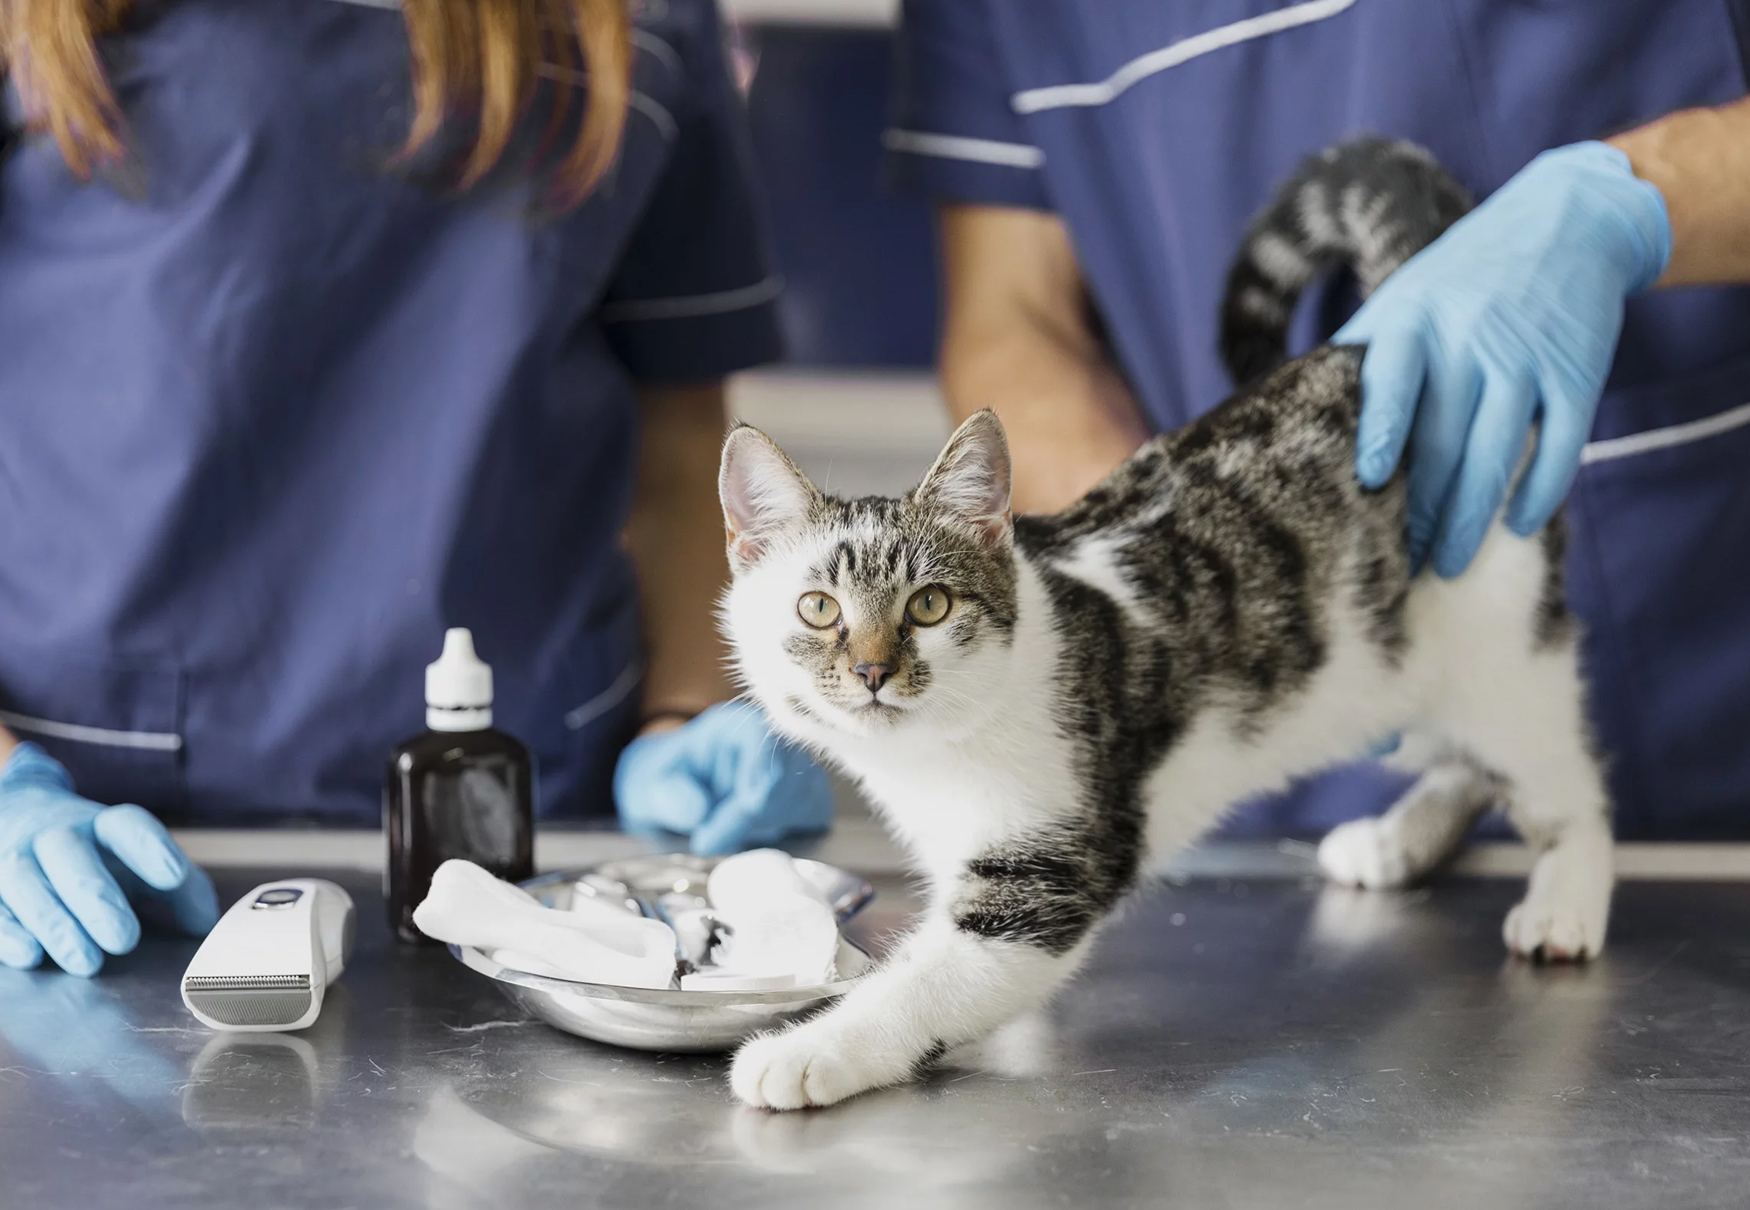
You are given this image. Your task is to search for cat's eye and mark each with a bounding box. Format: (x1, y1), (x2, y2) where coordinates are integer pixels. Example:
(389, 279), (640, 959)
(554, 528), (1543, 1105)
(905, 585), (951, 626)
(797, 591), (842, 629)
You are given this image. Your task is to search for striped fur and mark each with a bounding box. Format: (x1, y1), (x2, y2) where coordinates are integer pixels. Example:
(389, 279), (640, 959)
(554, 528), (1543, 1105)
(1220, 137), (1473, 386)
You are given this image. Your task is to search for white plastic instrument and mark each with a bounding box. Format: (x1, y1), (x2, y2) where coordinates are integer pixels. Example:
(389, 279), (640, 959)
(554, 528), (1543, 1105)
(181, 879), (356, 1032)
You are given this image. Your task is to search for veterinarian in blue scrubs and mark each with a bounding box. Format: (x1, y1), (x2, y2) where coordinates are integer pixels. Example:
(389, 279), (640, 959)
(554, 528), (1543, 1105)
(889, 0), (1750, 840)
(0, 0), (830, 976)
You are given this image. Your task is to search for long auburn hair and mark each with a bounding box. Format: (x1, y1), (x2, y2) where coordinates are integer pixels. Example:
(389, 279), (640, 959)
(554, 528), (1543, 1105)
(1, 0), (632, 201)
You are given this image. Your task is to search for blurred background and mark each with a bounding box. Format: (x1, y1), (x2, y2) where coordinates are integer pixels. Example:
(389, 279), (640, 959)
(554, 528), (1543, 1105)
(720, 0), (948, 498)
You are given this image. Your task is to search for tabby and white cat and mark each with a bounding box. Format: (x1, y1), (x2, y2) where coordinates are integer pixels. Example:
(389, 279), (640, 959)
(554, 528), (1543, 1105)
(717, 140), (1613, 1111)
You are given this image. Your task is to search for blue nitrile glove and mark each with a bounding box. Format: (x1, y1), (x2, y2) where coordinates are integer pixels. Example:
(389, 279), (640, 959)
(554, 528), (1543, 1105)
(0, 742), (218, 976)
(613, 701), (835, 856)
(1337, 142), (1671, 577)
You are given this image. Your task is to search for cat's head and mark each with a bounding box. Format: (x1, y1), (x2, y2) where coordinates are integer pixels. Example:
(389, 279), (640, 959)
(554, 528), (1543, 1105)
(718, 410), (1019, 740)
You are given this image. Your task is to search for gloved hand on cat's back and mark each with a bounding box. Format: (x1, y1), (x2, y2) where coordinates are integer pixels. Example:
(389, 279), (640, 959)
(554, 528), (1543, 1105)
(1335, 141), (1672, 578)
(614, 701), (835, 856)
(0, 742), (219, 975)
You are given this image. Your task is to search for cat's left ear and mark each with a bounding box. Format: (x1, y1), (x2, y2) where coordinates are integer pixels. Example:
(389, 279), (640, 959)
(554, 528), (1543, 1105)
(915, 409), (1013, 547)
(720, 423), (820, 571)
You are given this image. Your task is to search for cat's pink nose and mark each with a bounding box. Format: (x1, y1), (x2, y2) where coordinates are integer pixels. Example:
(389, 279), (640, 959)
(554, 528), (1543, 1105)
(852, 662), (891, 693)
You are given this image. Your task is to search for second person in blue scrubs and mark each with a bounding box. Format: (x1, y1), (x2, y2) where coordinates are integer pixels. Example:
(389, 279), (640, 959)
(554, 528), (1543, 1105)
(0, 0), (830, 976)
(890, 0), (1750, 846)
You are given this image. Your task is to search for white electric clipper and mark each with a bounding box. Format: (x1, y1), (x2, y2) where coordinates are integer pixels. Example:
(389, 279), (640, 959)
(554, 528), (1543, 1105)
(181, 879), (356, 1032)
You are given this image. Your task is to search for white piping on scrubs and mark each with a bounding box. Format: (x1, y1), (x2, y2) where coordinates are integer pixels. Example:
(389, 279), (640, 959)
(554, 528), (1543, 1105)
(564, 663), (643, 731)
(627, 91), (679, 141)
(632, 30), (684, 78)
(1581, 400), (1750, 465)
(881, 129), (1046, 169)
(0, 710), (184, 752)
(598, 273), (783, 322)
(531, 62), (680, 142)
(1010, 0), (1360, 115)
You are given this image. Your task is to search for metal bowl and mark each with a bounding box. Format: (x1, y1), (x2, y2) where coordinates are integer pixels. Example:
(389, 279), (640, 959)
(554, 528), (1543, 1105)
(447, 855), (876, 1053)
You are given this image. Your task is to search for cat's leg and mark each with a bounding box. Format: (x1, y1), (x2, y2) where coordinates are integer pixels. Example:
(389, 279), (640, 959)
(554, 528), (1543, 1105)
(1441, 639), (1613, 960)
(1497, 828), (1612, 959)
(730, 857), (1109, 1110)
(1317, 759), (1497, 889)
(1495, 753), (1613, 962)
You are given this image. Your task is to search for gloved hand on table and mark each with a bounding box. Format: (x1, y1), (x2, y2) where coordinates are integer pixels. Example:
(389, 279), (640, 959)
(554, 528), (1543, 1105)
(614, 701), (834, 856)
(0, 742), (218, 975)
(1336, 141), (1671, 577)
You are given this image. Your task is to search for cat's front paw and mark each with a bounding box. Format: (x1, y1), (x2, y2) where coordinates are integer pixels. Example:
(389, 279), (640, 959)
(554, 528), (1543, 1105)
(731, 1022), (913, 1111)
(1317, 817), (1413, 889)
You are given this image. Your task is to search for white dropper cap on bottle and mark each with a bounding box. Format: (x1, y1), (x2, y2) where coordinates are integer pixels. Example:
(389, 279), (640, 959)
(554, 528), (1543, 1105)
(426, 628), (493, 732)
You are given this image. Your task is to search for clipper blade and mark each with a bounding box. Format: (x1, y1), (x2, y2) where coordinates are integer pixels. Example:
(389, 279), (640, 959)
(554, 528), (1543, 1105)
(182, 974), (314, 1028)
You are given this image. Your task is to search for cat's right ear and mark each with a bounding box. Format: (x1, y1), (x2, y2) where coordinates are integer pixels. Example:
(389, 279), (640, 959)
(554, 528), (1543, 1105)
(719, 424), (819, 571)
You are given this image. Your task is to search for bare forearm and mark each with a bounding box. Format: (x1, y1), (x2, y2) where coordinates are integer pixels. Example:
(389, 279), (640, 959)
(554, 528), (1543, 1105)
(938, 205), (1148, 514)
(1611, 96), (1750, 286)
(942, 315), (1146, 514)
(0, 726), (12, 761)
(626, 382), (736, 726)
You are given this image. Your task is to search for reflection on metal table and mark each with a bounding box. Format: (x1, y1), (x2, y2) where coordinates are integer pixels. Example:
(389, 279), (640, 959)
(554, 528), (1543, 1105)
(2, 862), (1749, 1210)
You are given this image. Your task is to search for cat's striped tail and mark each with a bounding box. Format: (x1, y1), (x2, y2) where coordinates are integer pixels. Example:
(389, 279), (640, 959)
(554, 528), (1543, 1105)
(1218, 137), (1474, 388)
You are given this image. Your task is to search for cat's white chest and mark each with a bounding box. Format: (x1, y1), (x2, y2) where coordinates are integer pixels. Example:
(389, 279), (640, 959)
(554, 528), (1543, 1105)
(838, 729), (1078, 882)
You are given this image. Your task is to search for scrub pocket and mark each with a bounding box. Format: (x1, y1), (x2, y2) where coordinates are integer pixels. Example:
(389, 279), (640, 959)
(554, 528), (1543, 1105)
(551, 656), (644, 822)
(510, 612), (645, 823)
(0, 662), (185, 813)
(1567, 382), (1750, 840)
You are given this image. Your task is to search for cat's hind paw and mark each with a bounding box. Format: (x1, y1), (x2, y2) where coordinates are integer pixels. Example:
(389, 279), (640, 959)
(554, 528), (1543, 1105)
(731, 1024), (907, 1111)
(1503, 831), (1612, 962)
(1317, 817), (1413, 889)
(1503, 894), (1606, 962)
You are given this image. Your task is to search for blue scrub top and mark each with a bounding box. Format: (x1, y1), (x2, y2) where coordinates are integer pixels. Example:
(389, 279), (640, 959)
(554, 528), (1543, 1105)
(0, 0), (781, 825)
(890, 0), (1750, 840)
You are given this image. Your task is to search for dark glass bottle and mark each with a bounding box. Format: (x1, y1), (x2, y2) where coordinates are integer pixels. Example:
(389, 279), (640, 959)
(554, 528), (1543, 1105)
(385, 629), (534, 944)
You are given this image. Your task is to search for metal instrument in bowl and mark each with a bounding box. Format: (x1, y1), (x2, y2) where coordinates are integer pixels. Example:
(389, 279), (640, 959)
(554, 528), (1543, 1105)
(447, 854), (875, 1052)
